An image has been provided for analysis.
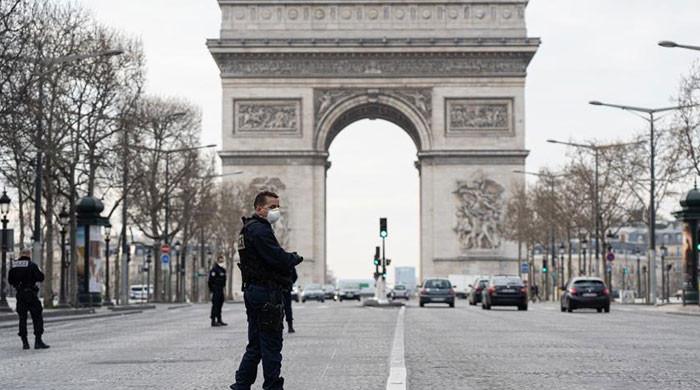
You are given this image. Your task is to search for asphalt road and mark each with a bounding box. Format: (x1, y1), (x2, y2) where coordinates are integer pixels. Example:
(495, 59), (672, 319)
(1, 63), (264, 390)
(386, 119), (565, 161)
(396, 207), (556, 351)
(1, 299), (699, 389)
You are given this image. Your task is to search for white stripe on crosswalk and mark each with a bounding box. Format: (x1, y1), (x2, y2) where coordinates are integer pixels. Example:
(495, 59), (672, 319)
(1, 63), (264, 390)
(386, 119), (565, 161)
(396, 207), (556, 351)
(386, 306), (407, 390)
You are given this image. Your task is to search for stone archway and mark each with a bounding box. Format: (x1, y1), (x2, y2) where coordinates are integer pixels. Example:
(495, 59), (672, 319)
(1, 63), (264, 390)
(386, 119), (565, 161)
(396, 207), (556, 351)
(209, 0), (539, 286)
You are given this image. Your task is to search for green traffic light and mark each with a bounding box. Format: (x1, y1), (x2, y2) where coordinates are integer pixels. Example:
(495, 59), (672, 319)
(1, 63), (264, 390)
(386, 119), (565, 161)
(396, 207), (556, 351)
(380, 230), (387, 238)
(373, 259), (380, 266)
(696, 243), (700, 251)
(542, 267), (548, 273)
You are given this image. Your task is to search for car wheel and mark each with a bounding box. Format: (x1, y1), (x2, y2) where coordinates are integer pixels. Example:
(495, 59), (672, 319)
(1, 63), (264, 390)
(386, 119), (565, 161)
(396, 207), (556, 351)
(560, 305), (565, 312)
(597, 307), (603, 313)
(604, 306), (610, 313)
(567, 306), (573, 313)
(519, 305), (528, 311)
(420, 302), (425, 307)
(321, 299), (325, 303)
(449, 302), (455, 308)
(301, 299), (305, 303)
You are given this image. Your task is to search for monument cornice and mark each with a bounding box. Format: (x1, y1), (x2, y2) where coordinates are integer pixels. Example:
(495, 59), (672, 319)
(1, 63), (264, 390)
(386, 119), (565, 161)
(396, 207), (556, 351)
(417, 149), (529, 165)
(211, 50), (535, 78)
(219, 150), (330, 166)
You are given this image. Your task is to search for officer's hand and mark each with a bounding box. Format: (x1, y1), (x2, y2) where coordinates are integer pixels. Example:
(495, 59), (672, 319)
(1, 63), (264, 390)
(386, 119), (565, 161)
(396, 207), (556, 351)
(292, 252), (304, 264)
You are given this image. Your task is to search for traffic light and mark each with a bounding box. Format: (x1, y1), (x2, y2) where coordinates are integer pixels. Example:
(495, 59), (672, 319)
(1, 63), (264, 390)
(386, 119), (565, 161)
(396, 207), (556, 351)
(373, 246), (380, 266)
(379, 218), (388, 238)
(386, 258), (391, 266)
(542, 259), (548, 273)
(623, 267), (628, 275)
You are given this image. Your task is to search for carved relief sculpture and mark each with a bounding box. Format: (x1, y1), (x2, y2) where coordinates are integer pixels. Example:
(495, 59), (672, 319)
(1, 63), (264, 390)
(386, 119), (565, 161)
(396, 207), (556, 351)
(234, 99), (301, 136)
(446, 98), (513, 135)
(453, 177), (505, 250)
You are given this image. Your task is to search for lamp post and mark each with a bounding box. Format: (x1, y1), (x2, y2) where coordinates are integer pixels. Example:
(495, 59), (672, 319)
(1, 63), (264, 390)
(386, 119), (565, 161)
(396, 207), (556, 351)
(581, 238), (588, 276)
(145, 250), (152, 303)
(635, 249), (642, 298)
(547, 139), (644, 278)
(103, 224), (113, 306)
(0, 190), (12, 312)
(658, 40), (700, 51)
(588, 101), (696, 304)
(174, 240), (182, 303)
(57, 206), (69, 307)
(559, 243), (566, 290)
(660, 244), (668, 303)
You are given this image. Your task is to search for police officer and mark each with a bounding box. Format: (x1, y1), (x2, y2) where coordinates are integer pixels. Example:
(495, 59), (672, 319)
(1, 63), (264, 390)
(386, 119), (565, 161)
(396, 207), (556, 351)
(208, 255), (228, 327)
(282, 267), (297, 333)
(230, 191), (303, 390)
(8, 249), (49, 350)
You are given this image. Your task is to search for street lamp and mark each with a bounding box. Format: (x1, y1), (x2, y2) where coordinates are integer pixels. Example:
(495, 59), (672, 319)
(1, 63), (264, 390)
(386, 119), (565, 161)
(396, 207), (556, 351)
(558, 242), (566, 289)
(57, 206), (70, 307)
(589, 100), (697, 304)
(635, 248), (642, 298)
(103, 224), (113, 306)
(513, 169), (563, 301)
(30, 49), (124, 277)
(145, 250), (152, 303)
(547, 138), (644, 278)
(658, 40), (700, 51)
(0, 190), (12, 312)
(581, 238), (588, 276)
(660, 244), (668, 303)
(174, 240), (182, 303)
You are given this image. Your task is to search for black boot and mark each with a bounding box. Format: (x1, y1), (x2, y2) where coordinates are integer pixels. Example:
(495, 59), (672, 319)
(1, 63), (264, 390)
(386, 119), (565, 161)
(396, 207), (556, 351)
(287, 321), (295, 333)
(34, 336), (50, 349)
(217, 318), (228, 326)
(211, 319), (221, 327)
(21, 336), (30, 350)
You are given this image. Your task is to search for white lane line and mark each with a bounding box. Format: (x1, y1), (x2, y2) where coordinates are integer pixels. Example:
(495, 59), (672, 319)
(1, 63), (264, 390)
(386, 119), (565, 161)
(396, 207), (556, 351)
(386, 306), (407, 390)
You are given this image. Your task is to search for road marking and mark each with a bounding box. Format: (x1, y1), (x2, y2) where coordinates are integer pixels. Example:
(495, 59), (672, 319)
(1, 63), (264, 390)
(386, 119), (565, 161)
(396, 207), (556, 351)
(386, 306), (407, 390)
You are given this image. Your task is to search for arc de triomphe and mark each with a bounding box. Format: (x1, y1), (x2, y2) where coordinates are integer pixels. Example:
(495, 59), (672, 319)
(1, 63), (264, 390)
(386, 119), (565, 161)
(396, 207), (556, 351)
(208, 0), (539, 285)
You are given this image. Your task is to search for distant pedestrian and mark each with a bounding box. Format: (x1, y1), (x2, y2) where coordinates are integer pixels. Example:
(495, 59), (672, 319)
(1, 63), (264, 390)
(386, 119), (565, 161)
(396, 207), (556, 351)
(208, 255), (228, 327)
(531, 284), (541, 303)
(8, 249), (49, 350)
(230, 191), (303, 390)
(282, 267), (298, 333)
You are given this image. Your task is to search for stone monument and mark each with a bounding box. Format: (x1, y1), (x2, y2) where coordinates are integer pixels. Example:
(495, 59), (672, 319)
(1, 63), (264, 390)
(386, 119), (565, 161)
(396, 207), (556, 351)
(208, 0), (540, 286)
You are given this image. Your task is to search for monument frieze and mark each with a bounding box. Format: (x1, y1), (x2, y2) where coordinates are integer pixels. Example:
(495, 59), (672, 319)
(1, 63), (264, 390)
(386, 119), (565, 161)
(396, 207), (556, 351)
(233, 99), (302, 137)
(446, 98), (513, 136)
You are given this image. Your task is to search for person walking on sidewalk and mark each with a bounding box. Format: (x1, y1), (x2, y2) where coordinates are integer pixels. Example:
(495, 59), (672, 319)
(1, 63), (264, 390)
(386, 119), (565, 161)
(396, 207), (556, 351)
(230, 191), (304, 390)
(208, 255), (228, 327)
(282, 266), (298, 333)
(8, 248), (49, 350)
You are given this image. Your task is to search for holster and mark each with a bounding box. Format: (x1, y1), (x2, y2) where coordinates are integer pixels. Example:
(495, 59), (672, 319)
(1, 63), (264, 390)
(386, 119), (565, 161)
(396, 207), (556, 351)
(258, 290), (283, 333)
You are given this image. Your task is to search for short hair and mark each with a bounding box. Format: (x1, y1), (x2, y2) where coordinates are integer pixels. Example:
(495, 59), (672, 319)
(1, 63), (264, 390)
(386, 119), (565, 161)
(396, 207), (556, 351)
(254, 191), (279, 208)
(20, 248), (32, 258)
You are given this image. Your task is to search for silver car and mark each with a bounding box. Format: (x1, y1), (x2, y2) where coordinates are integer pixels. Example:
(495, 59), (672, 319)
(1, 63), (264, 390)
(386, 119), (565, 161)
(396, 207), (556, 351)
(389, 284), (410, 300)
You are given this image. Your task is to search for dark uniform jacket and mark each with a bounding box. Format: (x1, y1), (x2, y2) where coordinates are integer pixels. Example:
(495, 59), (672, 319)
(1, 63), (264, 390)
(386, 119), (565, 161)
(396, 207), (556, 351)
(208, 263), (227, 293)
(8, 256), (44, 291)
(239, 214), (302, 288)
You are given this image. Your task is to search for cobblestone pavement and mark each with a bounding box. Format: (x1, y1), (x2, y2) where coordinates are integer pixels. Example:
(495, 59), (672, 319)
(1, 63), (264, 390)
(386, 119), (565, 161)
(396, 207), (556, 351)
(2, 299), (700, 389)
(405, 300), (700, 390)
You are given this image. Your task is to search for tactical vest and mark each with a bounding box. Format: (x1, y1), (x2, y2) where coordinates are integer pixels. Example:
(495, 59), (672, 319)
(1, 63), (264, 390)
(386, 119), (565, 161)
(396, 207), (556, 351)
(237, 217), (290, 290)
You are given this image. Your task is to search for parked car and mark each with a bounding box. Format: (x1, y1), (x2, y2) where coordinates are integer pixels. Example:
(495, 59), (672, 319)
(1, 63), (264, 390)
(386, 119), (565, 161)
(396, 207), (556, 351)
(560, 277), (610, 313)
(322, 284), (336, 300)
(129, 285), (151, 301)
(419, 278), (455, 308)
(301, 284), (325, 303)
(388, 284), (410, 300)
(481, 275), (527, 311)
(291, 285), (300, 302)
(468, 278), (489, 305)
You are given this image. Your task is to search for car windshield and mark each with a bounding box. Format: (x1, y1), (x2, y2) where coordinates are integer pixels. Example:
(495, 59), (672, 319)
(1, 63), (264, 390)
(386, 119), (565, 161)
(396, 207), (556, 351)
(479, 280), (488, 287)
(493, 277), (522, 286)
(425, 279), (451, 289)
(394, 285), (406, 290)
(573, 280), (605, 288)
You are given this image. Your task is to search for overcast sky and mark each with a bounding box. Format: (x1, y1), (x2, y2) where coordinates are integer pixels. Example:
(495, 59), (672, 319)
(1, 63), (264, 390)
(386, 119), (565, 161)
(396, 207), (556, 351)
(71, 0), (700, 280)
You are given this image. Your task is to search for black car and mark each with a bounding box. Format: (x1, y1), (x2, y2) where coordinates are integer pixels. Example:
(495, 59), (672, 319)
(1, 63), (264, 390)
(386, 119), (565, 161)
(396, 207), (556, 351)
(419, 278), (455, 308)
(481, 275), (527, 311)
(560, 277), (610, 313)
(468, 278), (489, 305)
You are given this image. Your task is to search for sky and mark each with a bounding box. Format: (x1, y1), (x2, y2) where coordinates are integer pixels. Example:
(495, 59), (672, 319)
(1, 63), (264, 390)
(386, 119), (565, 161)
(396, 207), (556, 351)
(68, 0), (700, 280)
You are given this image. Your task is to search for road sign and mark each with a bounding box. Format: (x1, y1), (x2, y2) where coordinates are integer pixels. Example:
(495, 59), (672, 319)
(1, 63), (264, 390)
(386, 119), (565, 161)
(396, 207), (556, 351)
(161, 254), (170, 265)
(606, 252), (615, 261)
(520, 262), (529, 273)
(161, 244), (170, 254)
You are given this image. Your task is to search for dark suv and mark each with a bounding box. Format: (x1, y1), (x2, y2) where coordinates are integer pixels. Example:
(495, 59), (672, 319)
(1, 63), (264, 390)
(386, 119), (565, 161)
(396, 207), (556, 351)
(419, 278), (455, 308)
(481, 275), (527, 311)
(560, 277), (610, 313)
(468, 278), (489, 305)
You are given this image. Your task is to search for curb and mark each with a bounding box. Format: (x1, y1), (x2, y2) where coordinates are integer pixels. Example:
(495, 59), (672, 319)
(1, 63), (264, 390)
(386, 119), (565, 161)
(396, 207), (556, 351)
(0, 308), (95, 322)
(167, 304), (192, 310)
(0, 310), (143, 330)
(108, 304), (157, 312)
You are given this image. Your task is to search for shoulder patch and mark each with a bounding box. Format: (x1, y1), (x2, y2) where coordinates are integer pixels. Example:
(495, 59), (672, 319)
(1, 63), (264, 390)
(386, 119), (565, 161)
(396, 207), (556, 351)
(237, 233), (246, 250)
(211, 271), (216, 277)
(12, 260), (29, 268)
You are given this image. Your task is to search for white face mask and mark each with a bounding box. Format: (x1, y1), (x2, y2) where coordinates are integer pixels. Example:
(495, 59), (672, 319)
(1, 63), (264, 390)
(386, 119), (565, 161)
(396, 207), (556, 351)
(266, 208), (281, 224)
